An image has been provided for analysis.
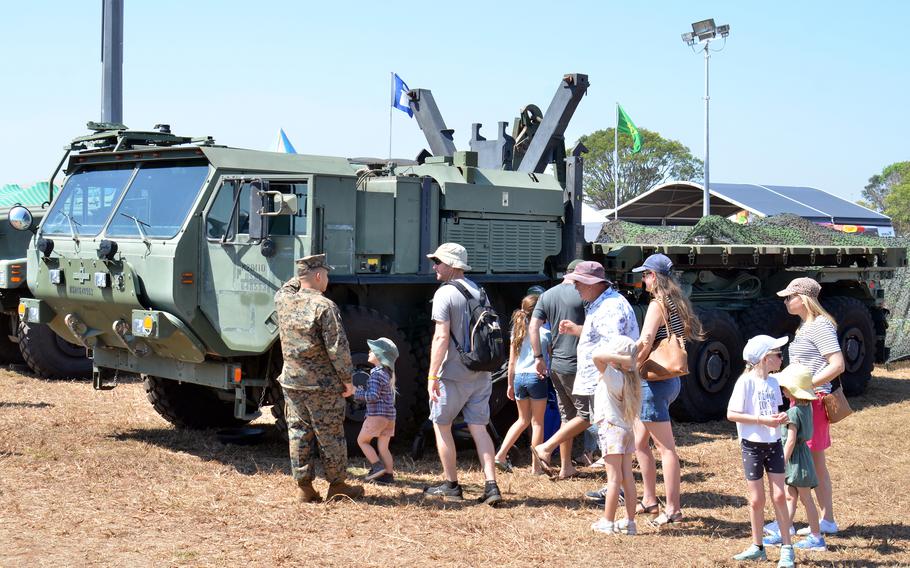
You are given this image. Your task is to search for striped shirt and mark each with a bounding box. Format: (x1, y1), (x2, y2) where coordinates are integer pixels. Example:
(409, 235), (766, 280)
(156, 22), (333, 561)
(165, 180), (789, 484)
(354, 366), (396, 419)
(654, 297), (686, 343)
(788, 318), (841, 394)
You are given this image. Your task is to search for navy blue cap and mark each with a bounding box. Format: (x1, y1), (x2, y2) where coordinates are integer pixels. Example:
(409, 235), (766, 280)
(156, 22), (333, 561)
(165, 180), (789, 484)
(631, 253), (673, 275)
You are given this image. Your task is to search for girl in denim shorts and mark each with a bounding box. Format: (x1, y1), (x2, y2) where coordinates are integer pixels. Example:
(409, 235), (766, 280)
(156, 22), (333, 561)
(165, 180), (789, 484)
(495, 294), (551, 474)
(590, 335), (641, 535)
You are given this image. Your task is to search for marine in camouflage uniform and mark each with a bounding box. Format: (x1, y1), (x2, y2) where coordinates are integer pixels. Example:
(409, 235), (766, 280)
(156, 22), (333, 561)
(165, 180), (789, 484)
(274, 254), (354, 491)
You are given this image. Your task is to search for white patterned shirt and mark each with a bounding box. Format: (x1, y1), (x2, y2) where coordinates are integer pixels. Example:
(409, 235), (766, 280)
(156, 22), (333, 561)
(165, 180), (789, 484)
(573, 287), (640, 396)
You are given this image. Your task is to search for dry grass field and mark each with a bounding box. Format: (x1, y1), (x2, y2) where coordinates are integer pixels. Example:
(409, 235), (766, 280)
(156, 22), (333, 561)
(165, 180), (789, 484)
(2, 366), (909, 567)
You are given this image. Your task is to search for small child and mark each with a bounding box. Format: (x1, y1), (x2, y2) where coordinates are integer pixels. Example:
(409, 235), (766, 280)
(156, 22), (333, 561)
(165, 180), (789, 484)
(589, 335), (641, 535)
(354, 337), (399, 484)
(727, 335), (795, 568)
(770, 364), (827, 552)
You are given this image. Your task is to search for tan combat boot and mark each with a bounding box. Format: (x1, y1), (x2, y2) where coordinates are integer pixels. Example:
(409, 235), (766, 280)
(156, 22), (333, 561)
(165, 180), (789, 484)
(297, 480), (322, 504)
(326, 480), (365, 500)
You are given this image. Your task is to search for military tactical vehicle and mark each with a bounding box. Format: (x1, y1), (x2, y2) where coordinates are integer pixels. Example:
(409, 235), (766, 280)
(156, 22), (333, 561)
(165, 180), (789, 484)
(0, 187), (91, 379)
(13, 73), (905, 438)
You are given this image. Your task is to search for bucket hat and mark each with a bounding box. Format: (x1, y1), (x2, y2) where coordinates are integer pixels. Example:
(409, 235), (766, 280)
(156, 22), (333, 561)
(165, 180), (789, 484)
(773, 364), (816, 401)
(367, 337), (399, 369)
(426, 243), (472, 271)
(564, 261), (607, 285)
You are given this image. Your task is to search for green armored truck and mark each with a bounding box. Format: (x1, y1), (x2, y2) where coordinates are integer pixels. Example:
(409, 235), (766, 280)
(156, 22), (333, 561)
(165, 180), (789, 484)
(12, 74), (905, 437)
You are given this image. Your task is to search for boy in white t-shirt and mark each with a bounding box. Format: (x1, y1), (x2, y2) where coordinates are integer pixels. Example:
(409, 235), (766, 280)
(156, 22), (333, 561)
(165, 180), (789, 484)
(727, 335), (794, 568)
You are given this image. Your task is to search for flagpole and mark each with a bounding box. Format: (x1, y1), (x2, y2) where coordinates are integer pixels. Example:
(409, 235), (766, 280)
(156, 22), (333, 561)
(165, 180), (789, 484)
(614, 103), (619, 220)
(388, 72), (394, 163)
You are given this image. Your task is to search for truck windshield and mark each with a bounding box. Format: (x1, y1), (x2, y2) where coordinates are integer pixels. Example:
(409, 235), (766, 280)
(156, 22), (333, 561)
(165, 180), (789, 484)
(106, 162), (210, 239)
(42, 164), (134, 237)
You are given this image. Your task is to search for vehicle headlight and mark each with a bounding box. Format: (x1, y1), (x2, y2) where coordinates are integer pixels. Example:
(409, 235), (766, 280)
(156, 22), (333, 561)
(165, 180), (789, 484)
(49, 269), (63, 285)
(132, 314), (155, 337)
(94, 272), (110, 288)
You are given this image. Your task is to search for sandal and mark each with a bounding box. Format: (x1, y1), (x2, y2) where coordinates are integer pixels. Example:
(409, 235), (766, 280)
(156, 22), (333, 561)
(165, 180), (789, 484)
(532, 446), (555, 475)
(650, 511), (683, 526)
(494, 459), (513, 473)
(635, 500), (660, 515)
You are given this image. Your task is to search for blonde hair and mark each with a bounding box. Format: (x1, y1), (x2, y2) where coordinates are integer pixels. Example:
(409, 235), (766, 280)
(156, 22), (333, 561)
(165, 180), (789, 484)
(797, 294), (837, 327)
(649, 272), (704, 341)
(510, 294), (539, 358)
(618, 344), (643, 425)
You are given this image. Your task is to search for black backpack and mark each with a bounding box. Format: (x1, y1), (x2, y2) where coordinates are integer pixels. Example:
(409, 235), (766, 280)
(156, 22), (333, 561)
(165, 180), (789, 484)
(445, 281), (507, 372)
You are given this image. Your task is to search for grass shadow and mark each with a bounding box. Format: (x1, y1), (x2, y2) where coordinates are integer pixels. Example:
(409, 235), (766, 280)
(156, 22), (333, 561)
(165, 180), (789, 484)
(0, 401), (53, 409)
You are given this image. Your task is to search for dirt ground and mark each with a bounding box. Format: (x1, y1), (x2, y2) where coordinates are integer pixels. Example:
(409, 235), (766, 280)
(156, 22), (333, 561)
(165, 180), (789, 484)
(1, 367), (909, 567)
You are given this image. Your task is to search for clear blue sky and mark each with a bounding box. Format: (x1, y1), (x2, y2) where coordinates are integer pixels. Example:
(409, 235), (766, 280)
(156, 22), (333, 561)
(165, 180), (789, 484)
(1, 1), (908, 204)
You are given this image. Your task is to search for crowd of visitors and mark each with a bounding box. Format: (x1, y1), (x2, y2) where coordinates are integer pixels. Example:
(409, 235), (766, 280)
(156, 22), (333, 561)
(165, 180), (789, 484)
(274, 244), (844, 567)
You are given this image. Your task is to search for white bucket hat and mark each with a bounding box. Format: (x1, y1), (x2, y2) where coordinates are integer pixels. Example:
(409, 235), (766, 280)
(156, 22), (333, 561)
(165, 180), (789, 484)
(426, 242), (472, 271)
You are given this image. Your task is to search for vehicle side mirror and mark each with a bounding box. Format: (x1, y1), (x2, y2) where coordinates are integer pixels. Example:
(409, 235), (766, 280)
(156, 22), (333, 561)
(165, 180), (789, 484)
(248, 180), (269, 241)
(8, 205), (34, 232)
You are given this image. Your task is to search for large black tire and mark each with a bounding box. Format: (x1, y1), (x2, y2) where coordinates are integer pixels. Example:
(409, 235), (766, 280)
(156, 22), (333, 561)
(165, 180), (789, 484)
(737, 298), (801, 366)
(0, 314), (23, 364)
(822, 296), (876, 396)
(144, 375), (246, 429)
(339, 305), (419, 446)
(673, 308), (745, 422)
(17, 320), (92, 380)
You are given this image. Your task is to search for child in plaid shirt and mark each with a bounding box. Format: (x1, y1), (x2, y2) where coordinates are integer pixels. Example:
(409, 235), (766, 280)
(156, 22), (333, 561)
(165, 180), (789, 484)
(355, 337), (399, 484)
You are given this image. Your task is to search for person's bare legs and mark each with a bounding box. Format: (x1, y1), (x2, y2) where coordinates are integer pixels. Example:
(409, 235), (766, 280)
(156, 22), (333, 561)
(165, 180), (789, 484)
(768, 473), (792, 546)
(621, 453), (637, 522)
(645, 420), (681, 515)
(495, 399), (531, 464)
(797, 486), (821, 536)
(377, 435), (393, 474)
(811, 449), (835, 523)
(633, 419), (659, 509)
(468, 423), (497, 481)
(528, 399), (547, 474)
(746, 478), (766, 547)
(357, 430), (379, 464)
(433, 422), (458, 482)
(602, 454), (624, 522)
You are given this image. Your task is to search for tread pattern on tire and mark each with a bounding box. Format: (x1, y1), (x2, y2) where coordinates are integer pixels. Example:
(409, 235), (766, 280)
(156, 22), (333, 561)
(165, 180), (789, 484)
(17, 320), (91, 380)
(821, 296), (875, 396)
(144, 375), (244, 429)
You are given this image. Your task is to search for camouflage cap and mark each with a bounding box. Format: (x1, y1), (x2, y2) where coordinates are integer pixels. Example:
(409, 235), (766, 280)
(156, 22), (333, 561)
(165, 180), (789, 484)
(295, 254), (334, 277)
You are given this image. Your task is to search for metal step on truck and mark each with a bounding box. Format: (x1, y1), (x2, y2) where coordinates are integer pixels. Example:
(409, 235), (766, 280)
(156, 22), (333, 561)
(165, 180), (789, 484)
(8, 73), (905, 444)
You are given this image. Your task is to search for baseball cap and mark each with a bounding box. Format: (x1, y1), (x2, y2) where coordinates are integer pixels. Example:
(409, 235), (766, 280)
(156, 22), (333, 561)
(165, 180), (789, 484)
(773, 364), (816, 401)
(426, 242), (472, 271)
(567, 259), (584, 272)
(367, 337), (399, 369)
(776, 277), (821, 299)
(295, 254), (334, 276)
(631, 253), (673, 275)
(743, 335), (789, 365)
(527, 285), (547, 296)
(564, 261), (607, 285)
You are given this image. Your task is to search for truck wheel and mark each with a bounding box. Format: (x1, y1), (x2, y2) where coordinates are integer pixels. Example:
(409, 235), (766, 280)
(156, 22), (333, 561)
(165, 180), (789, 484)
(821, 297), (875, 396)
(0, 314), (23, 364)
(673, 308), (744, 422)
(17, 320), (92, 380)
(144, 375), (246, 428)
(340, 305), (419, 447)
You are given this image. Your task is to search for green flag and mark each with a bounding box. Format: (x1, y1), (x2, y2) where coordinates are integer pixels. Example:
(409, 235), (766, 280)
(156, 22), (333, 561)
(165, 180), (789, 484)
(617, 104), (642, 153)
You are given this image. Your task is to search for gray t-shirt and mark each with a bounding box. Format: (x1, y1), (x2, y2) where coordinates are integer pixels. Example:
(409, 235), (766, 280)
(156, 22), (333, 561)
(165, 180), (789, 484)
(431, 277), (492, 382)
(532, 282), (586, 375)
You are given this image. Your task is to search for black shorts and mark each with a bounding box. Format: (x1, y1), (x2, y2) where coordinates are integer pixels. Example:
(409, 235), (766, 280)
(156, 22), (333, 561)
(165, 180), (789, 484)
(740, 439), (785, 481)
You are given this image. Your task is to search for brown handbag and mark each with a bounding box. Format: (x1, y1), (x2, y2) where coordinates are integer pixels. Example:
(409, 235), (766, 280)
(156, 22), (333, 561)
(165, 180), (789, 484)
(640, 302), (688, 382)
(822, 384), (852, 424)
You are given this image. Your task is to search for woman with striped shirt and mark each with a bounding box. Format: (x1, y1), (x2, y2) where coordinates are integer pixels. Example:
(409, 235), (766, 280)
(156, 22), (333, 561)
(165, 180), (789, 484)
(632, 254), (703, 526)
(774, 277), (845, 537)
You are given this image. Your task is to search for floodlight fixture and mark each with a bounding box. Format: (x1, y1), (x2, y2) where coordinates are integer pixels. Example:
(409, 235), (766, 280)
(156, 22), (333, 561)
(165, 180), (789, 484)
(716, 24), (731, 38)
(681, 32), (696, 46)
(691, 18), (717, 41)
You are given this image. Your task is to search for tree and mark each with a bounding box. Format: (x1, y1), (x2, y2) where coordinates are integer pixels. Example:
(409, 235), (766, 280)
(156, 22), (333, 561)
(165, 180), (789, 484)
(577, 128), (703, 210)
(872, 161), (910, 235)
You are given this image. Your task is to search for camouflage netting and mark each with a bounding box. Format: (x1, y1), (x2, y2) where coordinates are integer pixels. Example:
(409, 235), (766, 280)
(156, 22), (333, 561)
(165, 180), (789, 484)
(594, 214), (910, 362)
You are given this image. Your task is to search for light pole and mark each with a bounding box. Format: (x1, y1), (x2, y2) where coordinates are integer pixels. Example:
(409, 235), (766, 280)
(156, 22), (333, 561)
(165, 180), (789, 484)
(682, 19), (730, 217)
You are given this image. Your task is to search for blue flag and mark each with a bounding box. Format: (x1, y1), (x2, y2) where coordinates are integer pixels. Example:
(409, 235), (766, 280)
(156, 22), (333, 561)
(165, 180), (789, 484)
(274, 128), (297, 154)
(391, 73), (413, 117)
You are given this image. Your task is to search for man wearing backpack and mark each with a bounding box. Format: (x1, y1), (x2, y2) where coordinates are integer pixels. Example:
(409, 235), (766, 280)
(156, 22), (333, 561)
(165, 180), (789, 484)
(423, 242), (503, 506)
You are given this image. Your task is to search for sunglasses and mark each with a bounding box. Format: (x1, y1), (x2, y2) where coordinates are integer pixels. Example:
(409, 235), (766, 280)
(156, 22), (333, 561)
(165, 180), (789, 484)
(767, 350), (782, 357)
(431, 258), (442, 266)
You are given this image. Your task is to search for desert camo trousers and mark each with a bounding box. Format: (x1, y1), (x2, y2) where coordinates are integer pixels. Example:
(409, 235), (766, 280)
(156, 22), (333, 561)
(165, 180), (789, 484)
(282, 387), (348, 484)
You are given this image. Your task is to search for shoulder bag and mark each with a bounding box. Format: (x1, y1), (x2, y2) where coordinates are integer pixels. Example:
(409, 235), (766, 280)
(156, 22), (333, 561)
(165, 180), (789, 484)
(822, 383), (852, 424)
(639, 301), (688, 382)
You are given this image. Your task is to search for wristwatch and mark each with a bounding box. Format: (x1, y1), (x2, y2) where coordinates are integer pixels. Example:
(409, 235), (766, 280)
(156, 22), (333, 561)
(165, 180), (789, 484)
(534, 353), (544, 359)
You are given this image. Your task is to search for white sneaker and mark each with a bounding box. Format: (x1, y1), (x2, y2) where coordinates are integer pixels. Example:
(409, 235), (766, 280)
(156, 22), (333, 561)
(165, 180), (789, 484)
(615, 518), (637, 535)
(796, 519), (838, 535)
(591, 518), (615, 534)
(763, 520), (780, 535)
